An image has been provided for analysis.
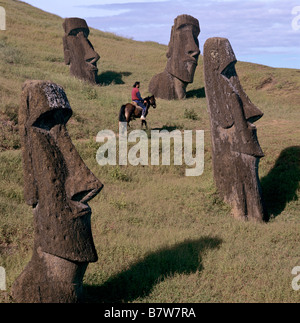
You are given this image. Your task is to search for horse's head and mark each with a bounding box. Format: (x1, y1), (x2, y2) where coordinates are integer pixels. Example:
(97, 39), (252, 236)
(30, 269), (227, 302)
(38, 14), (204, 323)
(149, 95), (156, 109)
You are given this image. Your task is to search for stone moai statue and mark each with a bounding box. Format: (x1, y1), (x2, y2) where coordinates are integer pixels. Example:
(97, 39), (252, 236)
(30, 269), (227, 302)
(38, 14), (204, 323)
(203, 37), (267, 222)
(12, 80), (103, 303)
(63, 18), (100, 84)
(148, 14), (200, 100)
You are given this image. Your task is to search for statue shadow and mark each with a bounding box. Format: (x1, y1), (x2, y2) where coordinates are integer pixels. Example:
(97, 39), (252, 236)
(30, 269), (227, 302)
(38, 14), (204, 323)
(151, 125), (181, 132)
(97, 71), (132, 86)
(261, 146), (300, 219)
(83, 236), (222, 303)
(186, 87), (206, 99)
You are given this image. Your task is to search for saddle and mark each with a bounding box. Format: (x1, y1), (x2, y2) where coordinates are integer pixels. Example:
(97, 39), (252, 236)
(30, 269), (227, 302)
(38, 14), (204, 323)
(131, 101), (143, 112)
(131, 101), (144, 119)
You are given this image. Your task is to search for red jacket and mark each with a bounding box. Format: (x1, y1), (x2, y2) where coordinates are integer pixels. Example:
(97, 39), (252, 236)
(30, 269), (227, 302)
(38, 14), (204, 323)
(132, 87), (143, 101)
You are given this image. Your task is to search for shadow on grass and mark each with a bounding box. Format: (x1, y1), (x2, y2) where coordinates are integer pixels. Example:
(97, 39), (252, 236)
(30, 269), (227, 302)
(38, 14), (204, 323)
(261, 146), (300, 219)
(84, 236), (222, 303)
(97, 71), (132, 86)
(186, 87), (206, 99)
(151, 124), (184, 132)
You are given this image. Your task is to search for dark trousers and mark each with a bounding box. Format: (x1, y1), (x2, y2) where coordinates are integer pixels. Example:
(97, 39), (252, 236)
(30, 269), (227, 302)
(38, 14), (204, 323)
(134, 100), (146, 116)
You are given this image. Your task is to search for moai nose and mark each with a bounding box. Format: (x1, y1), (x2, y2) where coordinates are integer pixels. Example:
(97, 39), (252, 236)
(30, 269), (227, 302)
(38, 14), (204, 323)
(83, 38), (100, 65)
(55, 126), (103, 204)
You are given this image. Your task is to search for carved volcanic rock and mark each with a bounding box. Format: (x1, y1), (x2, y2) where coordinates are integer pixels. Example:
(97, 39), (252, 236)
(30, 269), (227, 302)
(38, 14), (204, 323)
(63, 18), (100, 84)
(12, 80), (103, 303)
(203, 37), (267, 222)
(149, 15), (200, 100)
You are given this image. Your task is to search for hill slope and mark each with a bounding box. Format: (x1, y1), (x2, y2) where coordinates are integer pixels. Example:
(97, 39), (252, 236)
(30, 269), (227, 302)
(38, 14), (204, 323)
(0, 0), (299, 303)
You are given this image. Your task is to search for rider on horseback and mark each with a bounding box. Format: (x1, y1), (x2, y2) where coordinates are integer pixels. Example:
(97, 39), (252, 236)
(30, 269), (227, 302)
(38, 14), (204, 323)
(132, 81), (147, 120)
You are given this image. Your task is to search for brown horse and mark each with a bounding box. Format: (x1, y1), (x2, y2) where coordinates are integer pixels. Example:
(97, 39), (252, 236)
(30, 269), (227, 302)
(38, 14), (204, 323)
(119, 95), (156, 128)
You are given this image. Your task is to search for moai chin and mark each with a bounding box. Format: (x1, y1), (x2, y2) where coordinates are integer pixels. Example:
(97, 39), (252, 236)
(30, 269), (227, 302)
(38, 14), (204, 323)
(148, 14), (200, 100)
(63, 18), (100, 84)
(203, 37), (267, 222)
(12, 80), (103, 303)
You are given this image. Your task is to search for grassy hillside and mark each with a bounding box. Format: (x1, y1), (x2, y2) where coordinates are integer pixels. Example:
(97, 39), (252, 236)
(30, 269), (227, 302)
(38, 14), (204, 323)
(0, 0), (300, 303)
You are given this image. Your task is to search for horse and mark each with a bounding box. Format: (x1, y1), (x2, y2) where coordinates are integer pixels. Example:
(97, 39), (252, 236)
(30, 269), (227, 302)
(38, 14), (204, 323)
(119, 95), (156, 129)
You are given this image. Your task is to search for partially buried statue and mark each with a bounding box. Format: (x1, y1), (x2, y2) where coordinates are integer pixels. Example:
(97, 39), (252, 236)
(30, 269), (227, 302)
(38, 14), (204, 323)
(148, 14), (200, 100)
(203, 37), (267, 222)
(12, 80), (103, 303)
(63, 18), (100, 84)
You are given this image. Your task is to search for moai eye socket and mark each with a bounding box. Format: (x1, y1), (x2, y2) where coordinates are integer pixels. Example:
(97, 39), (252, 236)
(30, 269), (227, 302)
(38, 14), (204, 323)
(221, 62), (237, 79)
(69, 28), (89, 38)
(32, 109), (72, 131)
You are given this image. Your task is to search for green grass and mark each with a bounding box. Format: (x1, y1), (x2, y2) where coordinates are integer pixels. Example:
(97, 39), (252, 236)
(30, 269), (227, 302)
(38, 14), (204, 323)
(0, 0), (300, 303)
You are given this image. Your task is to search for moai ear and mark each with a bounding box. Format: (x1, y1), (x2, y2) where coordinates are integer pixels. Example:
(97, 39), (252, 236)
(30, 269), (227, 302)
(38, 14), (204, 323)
(166, 26), (174, 59)
(212, 90), (235, 129)
(63, 36), (71, 65)
(19, 85), (38, 207)
(203, 38), (235, 129)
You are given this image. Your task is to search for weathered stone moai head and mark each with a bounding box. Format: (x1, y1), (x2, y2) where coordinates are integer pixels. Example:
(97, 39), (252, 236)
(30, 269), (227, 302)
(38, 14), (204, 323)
(149, 15), (200, 100)
(12, 80), (103, 303)
(63, 18), (100, 84)
(203, 37), (267, 222)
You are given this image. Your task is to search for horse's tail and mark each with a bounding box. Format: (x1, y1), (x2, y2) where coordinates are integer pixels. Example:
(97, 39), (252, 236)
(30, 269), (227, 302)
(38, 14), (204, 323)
(119, 104), (127, 122)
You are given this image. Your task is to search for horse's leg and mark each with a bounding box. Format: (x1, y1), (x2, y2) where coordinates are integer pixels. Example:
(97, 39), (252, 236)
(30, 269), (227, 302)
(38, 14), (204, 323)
(128, 105), (136, 128)
(125, 106), (132, 127)
(127, 115), (131, 128)
(141, 119), (147, 129)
